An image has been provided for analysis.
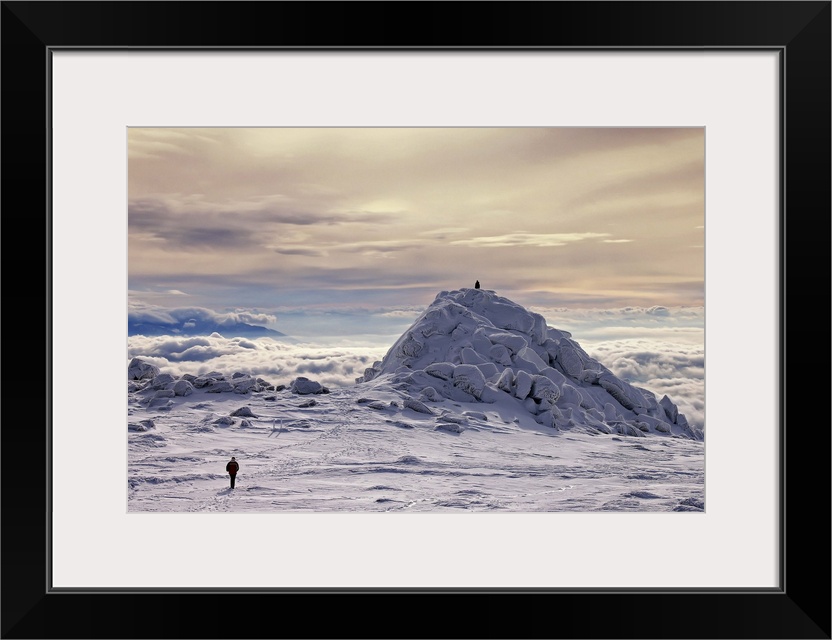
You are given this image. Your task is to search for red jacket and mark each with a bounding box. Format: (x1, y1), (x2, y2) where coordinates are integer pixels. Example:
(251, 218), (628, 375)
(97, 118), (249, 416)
(226, 460), (239, 474)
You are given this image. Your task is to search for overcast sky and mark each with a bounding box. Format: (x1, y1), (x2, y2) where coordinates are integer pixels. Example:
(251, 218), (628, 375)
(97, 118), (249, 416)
(128, 127), (704, 338)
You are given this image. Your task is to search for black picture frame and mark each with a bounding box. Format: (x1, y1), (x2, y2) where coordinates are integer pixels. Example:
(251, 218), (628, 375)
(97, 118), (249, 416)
(2, 2), (829, 638)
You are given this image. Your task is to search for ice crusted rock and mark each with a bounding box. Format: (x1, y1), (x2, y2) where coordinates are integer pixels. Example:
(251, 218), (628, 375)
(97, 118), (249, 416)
(396, 332), (424, 359)
(461, 346), (488, 365)
(128, 419), (155, 432)
(173, 380), (195, 397)
(489, 344), (512, 366)
(514, 370), (533, 400)
(358, 366), (379, 383)
(233, 377), (258, 394)
(206, 381), (234, 393)
(531, 376), (560, 404)
(425, 363), (455, 380)
(290, 377), (330, 395)
(452, 364), (486, 399)
(496, 368), (514, 393)
(489, 332), (527, 355)
(128, 358), (160, 380)
(355, 287), (696, 440)
(659, 395), (678, 423)
(517, 346), (548, 372)
(192, 376), (214, 389)
(419, 387), (440, 402)
(403, 397), (434, 415)
(151, 373), (176, 390)
(557, 344), (584, 379)
(598, 373), (642, 411)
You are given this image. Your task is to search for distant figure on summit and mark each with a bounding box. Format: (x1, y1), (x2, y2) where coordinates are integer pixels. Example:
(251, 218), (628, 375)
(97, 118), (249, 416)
(474, 280), (481, 289)
(226, 456), (239, 489)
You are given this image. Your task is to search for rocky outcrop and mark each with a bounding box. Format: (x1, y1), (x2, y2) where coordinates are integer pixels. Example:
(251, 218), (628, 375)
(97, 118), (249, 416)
(357, 288), (695, 439)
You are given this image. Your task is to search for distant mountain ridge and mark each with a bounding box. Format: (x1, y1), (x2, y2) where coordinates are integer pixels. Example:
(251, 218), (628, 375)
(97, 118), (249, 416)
(358, 287), (702, 440)
(128, 317), (289, 339)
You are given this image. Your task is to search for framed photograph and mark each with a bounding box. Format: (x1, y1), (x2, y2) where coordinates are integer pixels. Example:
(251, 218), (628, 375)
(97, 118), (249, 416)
(124, 124), (708, 517)
(3, 2), (829, 638)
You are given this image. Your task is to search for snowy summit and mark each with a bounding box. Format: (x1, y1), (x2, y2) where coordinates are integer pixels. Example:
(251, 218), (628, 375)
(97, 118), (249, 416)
(357, 288), (699, 440)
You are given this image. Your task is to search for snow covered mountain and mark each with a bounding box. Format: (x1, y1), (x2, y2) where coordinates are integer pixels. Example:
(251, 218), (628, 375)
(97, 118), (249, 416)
(357, 287), (700, 440)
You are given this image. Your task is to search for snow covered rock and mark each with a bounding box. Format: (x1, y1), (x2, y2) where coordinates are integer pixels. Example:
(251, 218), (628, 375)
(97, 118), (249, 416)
(206, 381), (234, 393)
(514, 370), (533, 400)
(358, 366), (379, 383)
(516, 346), (548, 372)
(660, 395), (679, 423)
(425, 362), (455, 381)
(173, 380), (195, 397)
(452, 364), (486, 399)
(489, 344), (513, 366)
(496, 368), (514, 393)
(435, 423), (464, 433)
(128, 419), (155, 432)
(230, 406), (258, 418)
(290, 377), (330, 395)
(419, 386), (440, 402)
(150, 373), (176, 390)
(128, 358), (160, 380)
(531, 376), (560, 404)
(403, 397), (434, 415)
(557, 343), (584, 379)
(233, 377), (258, 394)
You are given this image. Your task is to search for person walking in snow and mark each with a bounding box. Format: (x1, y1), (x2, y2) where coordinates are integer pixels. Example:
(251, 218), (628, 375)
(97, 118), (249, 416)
(474, 280), (480, 289)
(226, 456), (239, 489)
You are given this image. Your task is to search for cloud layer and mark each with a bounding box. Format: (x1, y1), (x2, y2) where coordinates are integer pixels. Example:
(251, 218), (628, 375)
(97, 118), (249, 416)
(128, 334), (388, 390)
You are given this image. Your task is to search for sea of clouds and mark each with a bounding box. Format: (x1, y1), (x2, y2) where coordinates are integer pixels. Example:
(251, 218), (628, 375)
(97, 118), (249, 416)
(127, 334), (389, 391)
